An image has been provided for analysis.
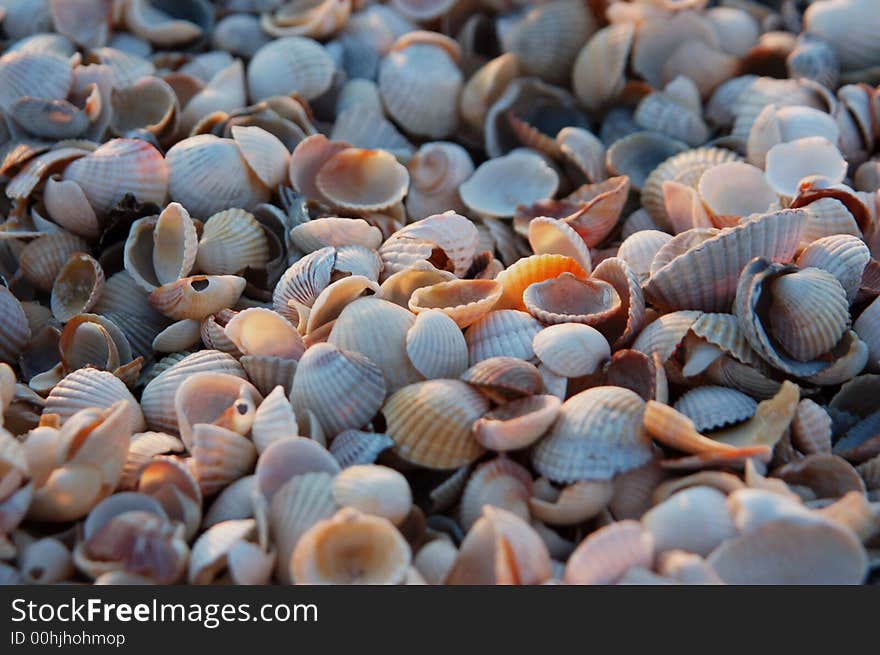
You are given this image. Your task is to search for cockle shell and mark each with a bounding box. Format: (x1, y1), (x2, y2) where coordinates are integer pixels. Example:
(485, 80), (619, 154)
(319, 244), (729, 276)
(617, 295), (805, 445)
(804, 0), (880, 73)
(796, 234), (870, 303)
(697, 162), (777, 221)
(225, 307), (305, 360)
(473, 395), (561, 452)
(564, 520), (654, 585)
(461, 356), (543, 403)
(18, 233), (89, 292)
(332, 465), (412, 525)
(747, 104), (841, 169)
(175, 372), (261, 449)
(572, 22), (634, 113)
(330, 430), (395, 468)
(642, 486), (736, 557)
(409, 279), (502, 329)
(0, 51), (72, 111)
(523, 273), (621, 328)
(459, 53), (519, 133)
(460, 151), (559, 219)
(247, 36), (335, 102)
(765, 137), (848, 199)
(190, 423), (258, 496)
(459, 458), (531, 529)
(290, 218), (383, 254)
(533, 386), (654, 483)
(149, 275), (246, 321)
(673, 386), (757, 432)
(405, 142), (473, 220)
(383, 379), (488, 470)
(464, 310), (543, 365)
(405, 309), (468, 380)
(110, 75), (178, 143)
(532, 324), (610, 378)
(315, 148), (409, 213)
(290, 342), (386, 438)
(44, 368), (144, 433)
(379, 211), (479, 279)
(50, 253), (104, 322)
(495, 254), (588, 311)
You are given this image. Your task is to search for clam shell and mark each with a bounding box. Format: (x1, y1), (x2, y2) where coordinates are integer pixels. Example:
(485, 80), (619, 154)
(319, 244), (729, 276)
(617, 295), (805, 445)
(290, 218), (382, 253)
(0, 287), (31, 367)
(854, 296), (880, 370)
(523, 273), (621, 327)
(328, 297), (422, 393)
(315, 148), (409, 213)
(495, 254), (588, 311)
(697, 162), (777, 220)
(635, 89), (709, 147)
(305, 275), (381, 338)
(527, 217), (592, 273)
(804, 0), (880, 72)
(564, 520), (654, 585)
(405, 309), (468, 380)
(459, 151), (559, 219)
(141, 350), (246, 434)
(329, 430), (395, 468)
(405, 141), (473, 220)
(165, 134), (270, 218)
(459, 458), (531, 530)
(19, 232), (90, 293)
(617, 230), (672, 285)
(330, 107), (414, 162)
(153, 202), (198, 286)
(241, 355), (297, 398)
(119, 432), (185, 491)
(110, 74), (179, 143)
(473, 395), (561, 452)
(62, 138), (168, 216)
(765, 137), (848, 198)
(175, 372), (261, 448)
(149, 275), (246, 321)
(642, 486), (736, 557)
(188, 518), (260, 585)
(632, 11), (718, 88)
(529, 479), (612, 526)
(645, 209), (807, 312)
(605, 132), (687, 192)
(247, 36), (335, 101)
(44, 368), (145, 433)
(747, 104), (840, 169)
(332, 465), (412, 525)
(379, 211), (479, 279)
(533, 386), (654, 483)
(190, 423), (258, 496)
(292, 507), (411, 584)
(532, 324), (610, 378)
(572, 22), (634, 113)
(225, 308), (305, 360)
(796, 234), (870, 303)
(0, 51), (72, 112)
(382, 379), (488, 470)
(256, 437), (340, 503)
(673, 386), (758, 432)
(464, 309), (543, 365)
(459, 52), (519, 132)
(273, 247), (336, 324)
(408, 279), (502, 329)
(50, 253), (104, 323)
(563, 176), (631, 247)
(378, 38), (462, 139)
(290, 342), (386, 438)
(790, 399), (833, 455)
(197, 208), (271, 276)
(251, 386), (299, 456)
(288, 135), (351, 206)
(461, 356), (543, 403)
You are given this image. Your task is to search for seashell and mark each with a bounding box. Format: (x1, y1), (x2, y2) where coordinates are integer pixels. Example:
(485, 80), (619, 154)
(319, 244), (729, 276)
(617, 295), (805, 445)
(332, 465), (411, 525)
(315, 148), (409, 214)
(149, 275), (246, 321)
(673, 386), (757, 432)
(464, 309), (543, 366)
(19, 232), (90, 293)
(260, 0), (351, 40)
(662, 40), (739, 99)
(790, 399), (832, 455)
(413, 538), (457, 585)
(18, 537), (75, 584)
(175, 372), (260, 448)
(564, 520), (654, 585)
(459, 458), (531, 530)
(804, 0), (880, 73)
(697, 162), (777, 221)
(405, 142), (473, 221)
(527, 217), (591, 274)
(225, 308), (305, 361)
(189, 423), (258, 496)
(378, 34), (462, 139)
(645, 209), (806, 312)
(735, 259), (850, 374)
(473, 395), (561, 452)
(110, 75), (178, 143)
(708, 518), (867, 584)
(747, 104), (840, 169)
(152, 202), (198, 287)
(533, 386), (654, 483)
(304, 275), (381, 338)
(228, 125), (289, 192)
(141, 350), (246, 434)
(137, 455), (202, 540)
(459, 52), (519, 134)
(446, 506), (551, 585)
(562, 176), (631, 247)
(495, 254), (588, 311)
(635, 87), (709, 147)
(854, 296), (880, 370)
(0, 288), (30, 367)
(604, 350), (667, 403)
(0, 51), (72, 112)
(797, 234), (870, 303)
(556, 126), (606, 185)
(119, 431), (185, 491)
(642, 147), (743, 229)
(152, 318), (200, 353)
(461, 357), (543, 404)
(705, 7), (759, 58)
(273, 247), (337, 324)
(617, 230), (672, 285)
(291, 342), (386, 438)
(44, 368), (144, 433)
(405, 309), (468, 380)
(288, 135), (350, 206)
(642, 486), (736, 557)
(605, 132), (687, 193)
(123, 0), (210, 48)
(774, 454), (866, 499)
(239, 355), (296, 398)
(330, 106), (414, 162)
(501, 0), (595, 85)
(212, 13), (270, 58)
(165, 135), (270, 218)
(409, 279), (502, 329)
(250, 386), (299, 457)
(50, 253), (104, 323)
(256, 437), (339, 505)
(188, 518), (260, 584)
(523, 273), (621, 328)
(247, 36), (335, 102)
(632, 10), (719, 88)
(379, 212), (479, 279)
(61, 138), (167, 216)
(382, 379), (488, 470)
(328, 297), (421, 393)
(460, 151), (559, 219)
(290, 218), (382, 254)
(765, 137), (848, 199)
(529, 479), (612, 526)
(572, 22), (634, 113)
(532, 324), (610, 378)
(292, 507), (410, 584)
(330, 430), (395, 469)
(9, 97), (87, 140)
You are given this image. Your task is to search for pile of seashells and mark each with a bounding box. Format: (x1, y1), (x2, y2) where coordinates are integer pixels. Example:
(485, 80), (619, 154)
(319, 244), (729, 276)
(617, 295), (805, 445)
(0, 0), (879, 586)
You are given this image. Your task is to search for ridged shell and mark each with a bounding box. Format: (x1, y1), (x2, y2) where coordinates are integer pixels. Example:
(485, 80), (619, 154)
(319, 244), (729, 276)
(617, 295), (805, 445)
(0, 51), (72, 111)
(409, 279), (502, 329)
(379, 212), (479, 279)
(804, 0), (880, 72)
(533, 386), (654, 483)
(18, 233), (90, 293)
(527, 217), (592, 274)
(673, 386), (758, 432)
(765, 137), (848, 198)
(152, 202), (198, 287)
(464, 310), (543, 365)
(330, 430), (395, 468)
(44, 368), (145, 433)
(290, 342), (386, 438)
(247, 36), (335, 101)
(473, 395), (561, 452)
(523, 273), (620, 327)
(572, 23), (634, 113)
(405, 141), (473, 221)
(332, 465), (412, 525)
(405, 309), (468, 380)
(461, 357), (543, 403)
(495, 254), (588, 311)
(383, 380), (488, 470)
(225, 308), (305, 360)
(316, 148), (409, 213)
(290, 218), (382, 253)
(532, 324), (610, 378)
(50, 253), (104, 323)
(796, 234), (870, 303)
(0, 287), (31, 366)
(197, 208), (271, 276)
(149, 275), (246, 321)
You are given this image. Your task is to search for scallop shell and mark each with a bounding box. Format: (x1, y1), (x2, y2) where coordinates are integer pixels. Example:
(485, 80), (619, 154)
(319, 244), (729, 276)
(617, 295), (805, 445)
(149, 275), (246, 321)
(635, 88), (709, 147)
(645, 209), (807, 312)
(378, 36), (462, 139)
(461, 356), (543, 404)
(273, 247), (337, 324)
(382, 379), (488, 470)
(533, 386), (654, 483)
(290, 342), (386, 438)
(405, 309), (468, 380)
(110, 75), (179, 143)
(315, 148), (409, 214)
(564, 520), (654, 585)
(190, 423), (258, 496)
(673, 386), (758, 432)
(0, 51), (72, 111)
(408, 279), (502, 329)
(332, 465), (412, 525)
(473, 395), (561, 452)
(292, 507), (411, 585)
(247, 36), (335, 102)
(44, 368), (145, 433)
(532, 324), (610, 378)
(328, 297), (422, 393)
(459, 151), (559, 219)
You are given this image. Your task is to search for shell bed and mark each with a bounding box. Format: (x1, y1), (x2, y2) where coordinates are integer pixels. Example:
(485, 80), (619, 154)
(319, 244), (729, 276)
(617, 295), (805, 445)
(0, 0), (879, 586)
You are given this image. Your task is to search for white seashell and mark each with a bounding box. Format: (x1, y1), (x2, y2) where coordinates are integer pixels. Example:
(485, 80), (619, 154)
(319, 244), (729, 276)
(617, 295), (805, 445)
(332, 465), (412, 525)
(460, 151), (559, 218)
(765, 137), (848, 199)
(247, 36), (336, 102)
(532, 324), (610, 378)
(405, 309), (468, 380)
(642, 486), (736, 557)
